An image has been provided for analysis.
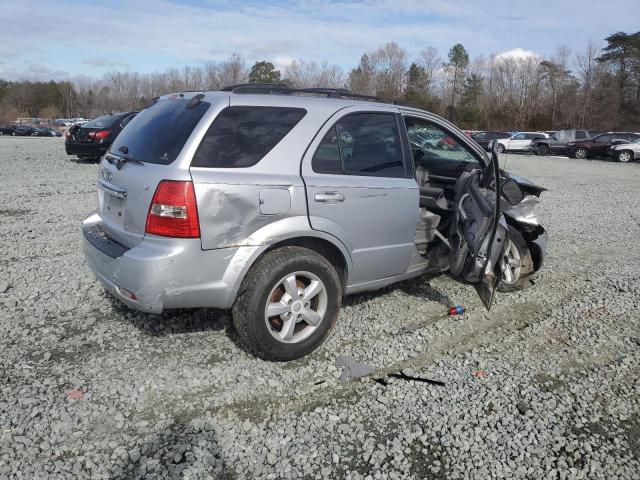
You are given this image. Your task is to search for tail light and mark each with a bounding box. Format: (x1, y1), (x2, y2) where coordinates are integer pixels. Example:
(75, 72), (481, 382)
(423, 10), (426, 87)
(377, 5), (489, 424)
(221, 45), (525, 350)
(145, 180), (200, 238)
(87, 129), (111, 141)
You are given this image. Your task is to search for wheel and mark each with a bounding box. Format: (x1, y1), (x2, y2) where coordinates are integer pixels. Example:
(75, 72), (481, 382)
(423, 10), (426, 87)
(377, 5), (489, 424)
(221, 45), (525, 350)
(497, 226), (534, 293)
(537, 144), (550, 156)
(11, 132), (16, 136)
(232, 246), (342, 361)
(496, 143), (505, 153)
(617, 150), (633, 163)
(574, 147), (588, 159)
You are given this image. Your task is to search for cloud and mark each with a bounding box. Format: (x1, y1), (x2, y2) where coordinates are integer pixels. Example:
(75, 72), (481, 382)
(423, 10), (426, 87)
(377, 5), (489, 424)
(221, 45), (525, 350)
(273, 56), (295, 71)
(495, 48), (539, 61)
(1, 0), (639, 81)
(81, 57), (130, 68)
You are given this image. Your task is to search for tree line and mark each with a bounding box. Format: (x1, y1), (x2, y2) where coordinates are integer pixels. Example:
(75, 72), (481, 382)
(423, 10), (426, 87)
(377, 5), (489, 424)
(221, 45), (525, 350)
(1, 31), (639, 131)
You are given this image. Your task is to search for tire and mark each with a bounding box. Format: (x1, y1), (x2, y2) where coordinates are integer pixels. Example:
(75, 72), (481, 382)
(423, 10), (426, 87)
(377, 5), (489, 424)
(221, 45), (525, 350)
(232, 246), (342, 361)
(497, 226), (534, 293)
(574, 147), (588, 159)
(496, 143), (505, 153)
(11, 132), (16, 136)
(537, 144), (550, 156)
(616, 150), (634, 163)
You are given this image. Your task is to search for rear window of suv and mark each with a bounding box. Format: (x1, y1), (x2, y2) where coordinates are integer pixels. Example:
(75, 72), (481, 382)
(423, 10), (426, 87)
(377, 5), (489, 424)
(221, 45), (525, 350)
(110, 99), (210, 165)
(192, 106), (306, 168)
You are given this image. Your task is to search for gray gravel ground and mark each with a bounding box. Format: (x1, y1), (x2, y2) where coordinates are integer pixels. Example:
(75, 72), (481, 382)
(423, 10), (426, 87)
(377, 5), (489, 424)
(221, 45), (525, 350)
(0, 137), (639, 479)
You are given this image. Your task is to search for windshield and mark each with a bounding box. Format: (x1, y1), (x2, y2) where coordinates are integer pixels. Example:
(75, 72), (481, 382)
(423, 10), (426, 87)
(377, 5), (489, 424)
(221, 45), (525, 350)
(82, 115), (119, 129)
(110, 99), (210, 165)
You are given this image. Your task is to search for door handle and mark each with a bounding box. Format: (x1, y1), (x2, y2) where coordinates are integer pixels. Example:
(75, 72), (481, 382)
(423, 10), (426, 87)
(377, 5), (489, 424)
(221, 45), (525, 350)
(314, 191), (345, 203)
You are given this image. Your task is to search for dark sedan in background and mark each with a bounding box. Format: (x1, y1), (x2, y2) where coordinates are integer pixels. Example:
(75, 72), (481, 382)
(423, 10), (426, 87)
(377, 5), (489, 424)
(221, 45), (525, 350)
(65, 111), (137, 160)
(566, 132), (640, 159)
(470, 131), (511, 151)
(0, 124), (36, 136)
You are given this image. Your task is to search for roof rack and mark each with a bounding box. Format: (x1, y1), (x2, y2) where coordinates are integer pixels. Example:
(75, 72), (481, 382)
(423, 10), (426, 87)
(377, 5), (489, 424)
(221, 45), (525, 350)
(220, 83), (405, 105)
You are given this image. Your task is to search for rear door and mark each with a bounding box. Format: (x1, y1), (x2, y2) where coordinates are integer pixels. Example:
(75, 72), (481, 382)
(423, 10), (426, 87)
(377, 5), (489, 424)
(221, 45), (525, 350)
(96, 96), (214, 247)
(302, 107), (418, 285)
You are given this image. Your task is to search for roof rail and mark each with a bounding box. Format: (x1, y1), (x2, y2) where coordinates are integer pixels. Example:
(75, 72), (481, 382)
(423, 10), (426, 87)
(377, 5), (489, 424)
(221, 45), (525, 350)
(219, 83), (405, 105)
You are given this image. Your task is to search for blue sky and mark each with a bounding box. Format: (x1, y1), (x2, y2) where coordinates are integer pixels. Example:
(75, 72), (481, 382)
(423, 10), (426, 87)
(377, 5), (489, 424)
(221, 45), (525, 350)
(1, 0), (637, 81)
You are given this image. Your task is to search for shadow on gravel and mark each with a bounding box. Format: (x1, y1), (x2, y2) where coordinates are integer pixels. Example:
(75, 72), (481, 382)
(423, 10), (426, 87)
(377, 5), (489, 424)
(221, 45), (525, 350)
(106, 296), (232, 337)
(396, 275), (453, 306)
(114, 419), (234, 479)
(69, 156), (101, 164)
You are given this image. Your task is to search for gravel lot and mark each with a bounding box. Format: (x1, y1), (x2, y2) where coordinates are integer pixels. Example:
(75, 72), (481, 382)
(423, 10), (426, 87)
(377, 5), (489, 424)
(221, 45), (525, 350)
(1, 137), (639, 479)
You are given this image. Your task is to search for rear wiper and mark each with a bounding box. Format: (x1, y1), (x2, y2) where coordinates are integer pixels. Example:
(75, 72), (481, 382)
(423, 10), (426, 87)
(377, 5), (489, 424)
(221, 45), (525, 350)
(105, 146), (144, 170)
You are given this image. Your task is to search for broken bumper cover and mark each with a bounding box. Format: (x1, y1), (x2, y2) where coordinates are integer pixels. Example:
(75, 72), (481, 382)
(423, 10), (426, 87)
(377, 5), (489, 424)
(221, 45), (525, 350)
(530, 228), (548, 272)
(82, 213), (259, 313)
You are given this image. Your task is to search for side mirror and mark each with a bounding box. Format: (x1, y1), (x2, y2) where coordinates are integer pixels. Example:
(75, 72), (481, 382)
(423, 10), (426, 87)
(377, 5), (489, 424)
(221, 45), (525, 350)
(501, 178), (525, 205)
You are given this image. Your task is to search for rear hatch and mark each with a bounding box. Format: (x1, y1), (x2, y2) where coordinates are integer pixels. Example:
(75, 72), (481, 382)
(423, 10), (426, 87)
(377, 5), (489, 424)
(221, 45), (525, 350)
(96, 96), (212, 248)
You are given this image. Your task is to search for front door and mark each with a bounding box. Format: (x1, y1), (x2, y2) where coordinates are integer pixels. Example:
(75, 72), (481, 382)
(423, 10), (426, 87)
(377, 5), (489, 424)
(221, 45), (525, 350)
(302, 109), (419, 286)
(403, 115), (508, 309)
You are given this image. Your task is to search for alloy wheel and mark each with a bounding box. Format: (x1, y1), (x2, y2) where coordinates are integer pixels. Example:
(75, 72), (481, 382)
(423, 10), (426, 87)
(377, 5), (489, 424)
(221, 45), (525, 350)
(575, 148), (587, 159)
(618, 151), (632, 163)
(264, 271), (328, 344)
(501, 239), (522, 285)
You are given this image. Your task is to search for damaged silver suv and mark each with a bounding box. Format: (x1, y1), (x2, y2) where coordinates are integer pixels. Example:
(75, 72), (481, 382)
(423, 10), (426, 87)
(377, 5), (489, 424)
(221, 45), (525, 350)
(82, 85), (548, 360)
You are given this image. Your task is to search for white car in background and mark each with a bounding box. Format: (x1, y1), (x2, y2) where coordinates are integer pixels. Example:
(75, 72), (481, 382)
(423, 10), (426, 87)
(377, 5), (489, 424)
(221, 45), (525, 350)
(496, 132), (548, 153)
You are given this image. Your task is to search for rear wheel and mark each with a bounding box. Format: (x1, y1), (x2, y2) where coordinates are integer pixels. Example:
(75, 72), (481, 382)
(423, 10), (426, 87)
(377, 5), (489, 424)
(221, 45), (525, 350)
(617, 150), (633, 163)
(574, 147), (588, 159)
(496, 143), (505, 153)
(497, 226), (534, 293)
(233, 246), (341, 361)
(537, 144), (550, 156)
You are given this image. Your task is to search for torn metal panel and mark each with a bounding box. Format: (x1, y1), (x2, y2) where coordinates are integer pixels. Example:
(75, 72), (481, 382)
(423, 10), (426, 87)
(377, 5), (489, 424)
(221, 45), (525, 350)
(502, 195), (541, 226)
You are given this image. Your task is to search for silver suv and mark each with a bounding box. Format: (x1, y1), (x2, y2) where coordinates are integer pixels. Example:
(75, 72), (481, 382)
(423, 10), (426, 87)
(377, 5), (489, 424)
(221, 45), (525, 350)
(82, 85), (548, 360)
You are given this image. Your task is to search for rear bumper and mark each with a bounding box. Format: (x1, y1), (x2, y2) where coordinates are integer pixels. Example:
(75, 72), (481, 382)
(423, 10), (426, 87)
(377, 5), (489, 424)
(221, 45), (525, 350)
(82, 213), (259, 313)
(65, 141), (109, 158)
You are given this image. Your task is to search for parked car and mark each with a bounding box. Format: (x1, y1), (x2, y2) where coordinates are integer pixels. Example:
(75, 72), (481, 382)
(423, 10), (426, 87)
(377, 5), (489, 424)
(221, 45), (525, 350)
(0, 124), (36, 136)
(566, 132), (640, 159)
(65, 112), (137, 160)
(33, 127), (61, 137)
(529, 129), (602, 156)
(471, 131), (511, 151)
(495, 132), (548, 153)
(609, 138), (640, 162)
(82, 86), (547, 360)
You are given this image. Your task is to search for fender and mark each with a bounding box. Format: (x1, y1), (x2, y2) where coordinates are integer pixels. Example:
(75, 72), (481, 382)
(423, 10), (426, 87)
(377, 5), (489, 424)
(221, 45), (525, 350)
(219, 215), (353, 308)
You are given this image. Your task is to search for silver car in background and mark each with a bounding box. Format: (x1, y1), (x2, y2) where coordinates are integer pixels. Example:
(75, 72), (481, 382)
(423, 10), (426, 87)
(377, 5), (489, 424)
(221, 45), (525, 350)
(609, 138), (640, 162)
(82, 85), (548, 360)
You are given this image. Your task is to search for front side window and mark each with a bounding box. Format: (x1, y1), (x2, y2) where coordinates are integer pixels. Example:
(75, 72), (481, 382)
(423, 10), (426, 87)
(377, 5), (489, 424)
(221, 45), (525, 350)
(513, 133), (526, 140)
(312, 113), (404, 177)
(405, 117), (479, 165)
(192, 106), (306, 168)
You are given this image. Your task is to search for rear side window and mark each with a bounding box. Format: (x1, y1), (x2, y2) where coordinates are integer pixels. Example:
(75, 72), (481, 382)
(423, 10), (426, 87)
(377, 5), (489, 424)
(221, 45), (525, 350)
(110, 99), (210, 165)
(575, 130), (587, 140)
(192, 106), (306, 168)
(312, 113), (404, 177)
